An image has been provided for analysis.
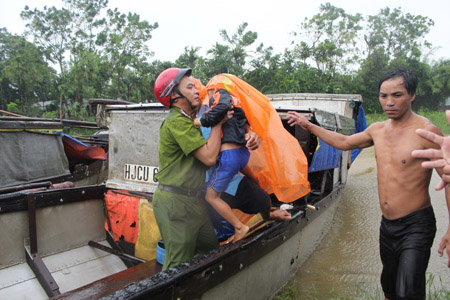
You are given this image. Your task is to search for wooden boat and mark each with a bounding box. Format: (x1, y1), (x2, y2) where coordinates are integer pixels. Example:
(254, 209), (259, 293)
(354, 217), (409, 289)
(0, 93), (365, 300)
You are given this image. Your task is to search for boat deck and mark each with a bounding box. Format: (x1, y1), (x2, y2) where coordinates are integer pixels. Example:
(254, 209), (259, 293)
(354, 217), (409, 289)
(0, 241), (127, 300)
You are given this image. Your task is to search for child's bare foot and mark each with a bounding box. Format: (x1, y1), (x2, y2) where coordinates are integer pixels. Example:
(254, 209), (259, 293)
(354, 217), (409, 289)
(270, 209), (292, 221)
(232, 224), (250, 243)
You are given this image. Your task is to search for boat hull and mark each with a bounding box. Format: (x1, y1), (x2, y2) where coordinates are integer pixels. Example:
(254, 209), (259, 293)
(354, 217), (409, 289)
(0, 94), (364, 299)
(50, 183), (344, 300)
(199, 185), (343, 300)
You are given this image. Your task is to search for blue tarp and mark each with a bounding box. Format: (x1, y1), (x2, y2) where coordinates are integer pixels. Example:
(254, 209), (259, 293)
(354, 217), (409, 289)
(308, 105), (367, 172)
(351, 105), (367, 163)
(308, 139), (342, 172)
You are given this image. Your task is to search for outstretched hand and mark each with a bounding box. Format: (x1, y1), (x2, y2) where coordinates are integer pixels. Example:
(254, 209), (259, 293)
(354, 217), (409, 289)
(411, 111), (450, 190)
(286, 111), (309, 129)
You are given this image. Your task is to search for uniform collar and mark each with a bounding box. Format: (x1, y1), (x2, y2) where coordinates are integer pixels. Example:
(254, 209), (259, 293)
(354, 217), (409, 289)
(171, 106), (193, 119)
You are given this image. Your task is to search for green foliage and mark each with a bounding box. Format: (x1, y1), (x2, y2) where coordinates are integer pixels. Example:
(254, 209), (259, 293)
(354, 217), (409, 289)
(102, 8), (158, 100)
(426, 273), (450, 300)
(1, 2), (449, 117)
(0, 29), (55, 112)
(205, 22), (259, 79)
(355, 7), (440, 112)
(65, 100), (90, 121)
(6, 99), (20, 113)
(365, 110), (450, 135)
(41, 110), (58, 119)
(417, 110), (450, 135)
(292, 3), (363, 76)
(427, 60), (450, 109)
(364, 7), (434, 61)
(364, 112), (387, 125)
(272, 285), (296, 300)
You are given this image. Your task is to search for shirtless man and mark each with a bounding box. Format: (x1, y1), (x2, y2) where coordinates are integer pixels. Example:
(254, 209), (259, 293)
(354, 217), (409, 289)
(286, 67), (450, 300)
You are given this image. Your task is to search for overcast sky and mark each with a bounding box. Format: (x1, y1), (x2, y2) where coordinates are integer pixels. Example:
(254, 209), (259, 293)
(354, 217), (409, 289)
(0, 0), (448, 63)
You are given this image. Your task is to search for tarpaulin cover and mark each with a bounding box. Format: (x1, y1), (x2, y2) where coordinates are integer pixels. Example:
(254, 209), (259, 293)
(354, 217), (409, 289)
(135, 199), (161, 261)
(351, 105), (367, 164)
(104, 190), (161, 260)
(308, 138), (342, 172)
(104, 190), (140, 244)
(61, 133), (107, 162)
(206, 74), (310, 203)
(0, 131), (70, 188)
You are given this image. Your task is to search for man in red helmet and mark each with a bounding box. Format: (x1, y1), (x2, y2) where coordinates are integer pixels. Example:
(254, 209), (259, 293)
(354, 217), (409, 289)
(152, 68), (232, 270)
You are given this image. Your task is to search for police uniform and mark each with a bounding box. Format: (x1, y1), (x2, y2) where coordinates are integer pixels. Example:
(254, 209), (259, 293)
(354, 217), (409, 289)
(153, 107), (218, 270)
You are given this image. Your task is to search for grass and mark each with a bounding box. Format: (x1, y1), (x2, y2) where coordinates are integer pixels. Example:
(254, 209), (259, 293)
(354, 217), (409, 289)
(420, 110), (450, 136)
(427, 274), (450, 300)
(365, 110), (450, 135)
(272, 274), (450, 300)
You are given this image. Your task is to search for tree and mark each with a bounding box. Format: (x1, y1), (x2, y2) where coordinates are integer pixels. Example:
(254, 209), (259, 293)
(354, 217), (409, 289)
(102, 8), (158, 100)
(0, 28), (19, 110)
(0, 28), (55, 114)
(21, 0), (159, 108)
(205, 22), (259, 78)
(244, 44), (280, 93)
(67, 49), (109, 112)
(430, 60), (450, 98)
(421, 59), (450, 109)
(176, 46), (201, 69)
(364, 7), (434, 61)
(354, 49), (390, 113)
(64, 0), (108, 52)
(356, 7), (435, 112)
(63, 0), (109, 106)
(292, 3), (363, 77)
(20, 1), (107, 116)
(21, 4), (72, 74)
(175, 46), (210, 84)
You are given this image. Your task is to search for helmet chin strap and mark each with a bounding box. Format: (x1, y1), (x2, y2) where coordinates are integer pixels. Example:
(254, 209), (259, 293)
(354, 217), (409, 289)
(172, 87), (196, 110)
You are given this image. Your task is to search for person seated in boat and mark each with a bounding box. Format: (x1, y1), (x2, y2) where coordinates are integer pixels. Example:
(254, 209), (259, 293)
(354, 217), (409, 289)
(193, 80), (291, 243)
(286, 67), (450, 299)
(211, 171), (292, 242)
(152, 67), (233, 270)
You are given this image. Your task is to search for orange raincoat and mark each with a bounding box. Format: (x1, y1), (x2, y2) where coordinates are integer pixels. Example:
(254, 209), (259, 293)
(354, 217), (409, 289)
(204, 74), (310, 203)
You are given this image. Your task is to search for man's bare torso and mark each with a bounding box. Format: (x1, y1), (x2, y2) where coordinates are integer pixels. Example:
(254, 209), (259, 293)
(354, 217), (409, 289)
(370, 114), (437, 219)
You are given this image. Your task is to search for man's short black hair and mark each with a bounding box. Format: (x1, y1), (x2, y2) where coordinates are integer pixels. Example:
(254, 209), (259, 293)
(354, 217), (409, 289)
(378, 67), (418, 96)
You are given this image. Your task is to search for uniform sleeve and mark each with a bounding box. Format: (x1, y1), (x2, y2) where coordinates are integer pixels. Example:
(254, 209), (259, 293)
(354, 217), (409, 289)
(168, 115), (207, 156)
(200, 90), (231, 127)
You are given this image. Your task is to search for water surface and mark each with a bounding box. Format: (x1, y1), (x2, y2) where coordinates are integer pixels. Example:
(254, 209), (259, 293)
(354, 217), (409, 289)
(289, 147), (450, 299)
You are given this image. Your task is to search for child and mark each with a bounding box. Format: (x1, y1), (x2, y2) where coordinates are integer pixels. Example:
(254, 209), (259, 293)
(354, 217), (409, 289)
(194, 88), (251, 242)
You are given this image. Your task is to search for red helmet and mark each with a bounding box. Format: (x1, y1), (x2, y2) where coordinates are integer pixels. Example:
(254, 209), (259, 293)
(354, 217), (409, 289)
(154, 68), (192, 108)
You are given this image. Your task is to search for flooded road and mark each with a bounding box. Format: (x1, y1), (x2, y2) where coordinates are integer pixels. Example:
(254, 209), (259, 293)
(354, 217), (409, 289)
(288, 147), (450, 299)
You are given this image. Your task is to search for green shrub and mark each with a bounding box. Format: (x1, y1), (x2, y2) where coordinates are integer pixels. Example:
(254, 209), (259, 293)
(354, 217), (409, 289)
(7, 100), (20, 113)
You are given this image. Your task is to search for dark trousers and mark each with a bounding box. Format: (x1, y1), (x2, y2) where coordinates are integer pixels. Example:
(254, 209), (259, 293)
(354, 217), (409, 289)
(380, 206), (436, 300)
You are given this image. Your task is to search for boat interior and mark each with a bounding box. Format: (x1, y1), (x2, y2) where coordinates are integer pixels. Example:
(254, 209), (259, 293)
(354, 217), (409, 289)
(0, 104), (362, 299)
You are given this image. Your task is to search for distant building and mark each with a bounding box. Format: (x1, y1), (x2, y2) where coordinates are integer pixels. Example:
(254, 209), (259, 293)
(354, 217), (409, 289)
(445, 97), (450, 107)
(32, 100), (54, 110)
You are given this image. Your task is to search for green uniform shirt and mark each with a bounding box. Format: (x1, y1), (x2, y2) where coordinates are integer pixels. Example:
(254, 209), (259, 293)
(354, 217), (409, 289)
(155, 107), (207, 190)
